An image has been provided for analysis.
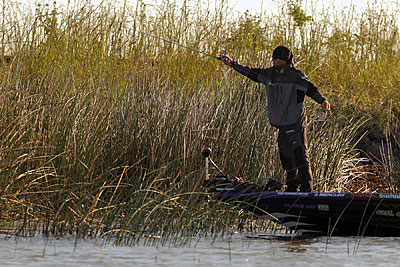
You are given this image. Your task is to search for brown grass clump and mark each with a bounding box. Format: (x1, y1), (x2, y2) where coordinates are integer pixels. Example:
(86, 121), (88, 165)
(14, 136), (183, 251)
(345, 164), (392, 193)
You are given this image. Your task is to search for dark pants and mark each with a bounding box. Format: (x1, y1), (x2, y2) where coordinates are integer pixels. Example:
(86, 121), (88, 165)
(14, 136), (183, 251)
(278, 123), (313, 192)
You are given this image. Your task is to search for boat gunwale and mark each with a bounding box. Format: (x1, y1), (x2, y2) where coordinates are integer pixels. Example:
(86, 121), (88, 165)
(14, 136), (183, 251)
(213, 191), (400, 201)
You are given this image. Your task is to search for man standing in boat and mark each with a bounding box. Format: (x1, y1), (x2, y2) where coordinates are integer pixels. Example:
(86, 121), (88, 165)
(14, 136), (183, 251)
(222, 46), (330, 192)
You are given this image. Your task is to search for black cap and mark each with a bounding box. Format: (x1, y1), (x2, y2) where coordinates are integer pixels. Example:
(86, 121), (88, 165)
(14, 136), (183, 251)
(272, 46), (293, 64)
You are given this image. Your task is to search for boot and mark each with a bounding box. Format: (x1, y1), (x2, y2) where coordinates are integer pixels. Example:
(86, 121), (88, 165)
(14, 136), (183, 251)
(298, 166), (313, 192)
(285, 177), (300, 192)
(299, 178), (313, 192)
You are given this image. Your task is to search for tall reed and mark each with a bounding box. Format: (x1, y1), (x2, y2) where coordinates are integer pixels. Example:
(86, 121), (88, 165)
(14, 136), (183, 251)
(0, 0), (399, 243)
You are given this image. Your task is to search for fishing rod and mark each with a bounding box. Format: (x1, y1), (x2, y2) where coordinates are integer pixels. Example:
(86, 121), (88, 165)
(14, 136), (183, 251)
(140, 31), (262, 80)
(141, 31), (229, 62)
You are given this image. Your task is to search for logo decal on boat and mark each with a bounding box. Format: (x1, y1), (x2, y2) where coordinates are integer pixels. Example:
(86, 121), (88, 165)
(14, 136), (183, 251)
(318, 204), (329, 211)
(350, 193), (377, 198)
(379, 194), (400, 199)
(216, 187), (234, 191)
(315, 193), (346, 197)
(376, 210), (395, 216)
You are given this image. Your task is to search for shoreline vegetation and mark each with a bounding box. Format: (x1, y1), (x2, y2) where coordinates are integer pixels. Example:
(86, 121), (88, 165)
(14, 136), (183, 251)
(0, 0), (399, 243)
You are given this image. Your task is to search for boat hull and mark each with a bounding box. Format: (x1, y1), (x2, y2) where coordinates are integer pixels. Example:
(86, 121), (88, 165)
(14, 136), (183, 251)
(208, 179), (400, 236)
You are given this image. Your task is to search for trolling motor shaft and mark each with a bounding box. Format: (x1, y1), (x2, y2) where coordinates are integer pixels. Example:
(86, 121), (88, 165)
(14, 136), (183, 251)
(202, 147), (211, 181)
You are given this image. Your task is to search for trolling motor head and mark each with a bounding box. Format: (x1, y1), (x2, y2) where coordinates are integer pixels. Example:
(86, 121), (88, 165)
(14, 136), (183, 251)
(202, 147), (212, 158)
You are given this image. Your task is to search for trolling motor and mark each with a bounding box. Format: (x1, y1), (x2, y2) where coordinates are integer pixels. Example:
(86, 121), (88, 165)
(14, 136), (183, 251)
(201, 147), (283, 192)
(201, 147), (225, 181)
(202, 147), (243, 193)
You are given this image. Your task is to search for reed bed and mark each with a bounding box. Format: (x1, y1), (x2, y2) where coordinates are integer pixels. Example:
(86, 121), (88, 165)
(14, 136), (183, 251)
(0, 0), (399, 244)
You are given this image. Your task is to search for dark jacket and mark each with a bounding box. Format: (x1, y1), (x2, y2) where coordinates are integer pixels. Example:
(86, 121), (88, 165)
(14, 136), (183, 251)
(231, 62), (326, 127)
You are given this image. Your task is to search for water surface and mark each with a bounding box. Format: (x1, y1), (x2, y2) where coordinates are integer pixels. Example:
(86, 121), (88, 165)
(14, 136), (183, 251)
(1, 234), (399, 266)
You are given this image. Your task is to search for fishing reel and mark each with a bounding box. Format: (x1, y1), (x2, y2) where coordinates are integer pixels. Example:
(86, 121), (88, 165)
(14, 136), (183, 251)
(218, 55), (229, 62)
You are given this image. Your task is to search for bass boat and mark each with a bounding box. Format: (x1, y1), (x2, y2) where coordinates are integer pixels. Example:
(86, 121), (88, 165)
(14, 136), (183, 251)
(202, 148), (400, 237)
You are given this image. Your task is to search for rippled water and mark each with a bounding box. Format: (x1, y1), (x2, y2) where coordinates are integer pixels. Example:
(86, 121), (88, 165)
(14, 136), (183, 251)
(1, 233), (399, 266)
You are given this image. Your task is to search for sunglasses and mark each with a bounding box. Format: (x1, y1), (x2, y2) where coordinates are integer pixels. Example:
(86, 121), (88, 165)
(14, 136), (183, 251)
(272, 56), (287, 60)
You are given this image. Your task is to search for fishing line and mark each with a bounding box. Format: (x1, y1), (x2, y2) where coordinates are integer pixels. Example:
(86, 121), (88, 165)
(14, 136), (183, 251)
(139, 31), (227, 61)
